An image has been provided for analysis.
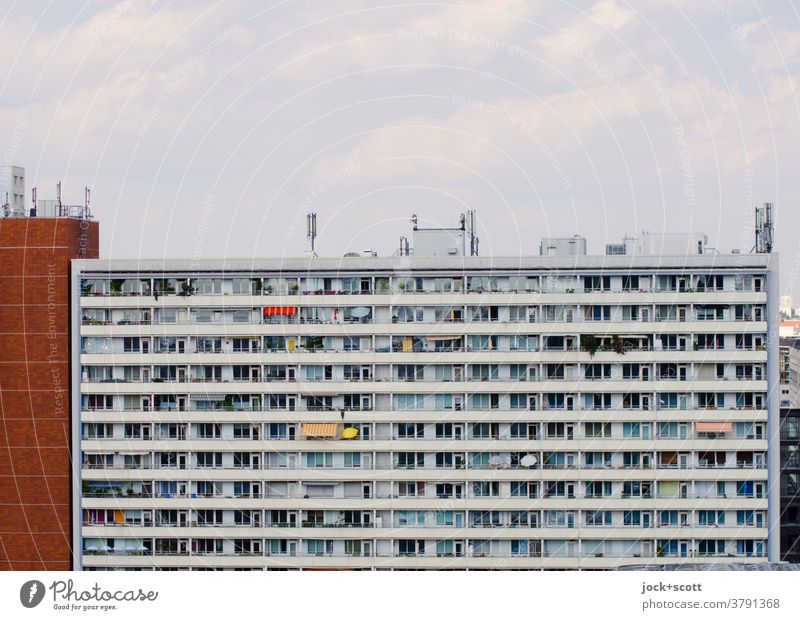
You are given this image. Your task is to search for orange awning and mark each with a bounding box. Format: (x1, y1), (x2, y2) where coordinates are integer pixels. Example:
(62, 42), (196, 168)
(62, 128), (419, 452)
(301, 423), (339, 438)
(263, 306), (297, 317)
(696, 422), (732, 433)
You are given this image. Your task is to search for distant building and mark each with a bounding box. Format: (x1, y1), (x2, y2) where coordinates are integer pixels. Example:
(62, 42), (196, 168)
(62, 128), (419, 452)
(0, 165), (25, 216)
(781, 321), (800, 338)
(780, 339), (794, 409)
(781, 408), (800, 563)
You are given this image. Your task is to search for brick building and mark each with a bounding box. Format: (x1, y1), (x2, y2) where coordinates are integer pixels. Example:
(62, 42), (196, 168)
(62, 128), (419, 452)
(0, 215), (98, 569)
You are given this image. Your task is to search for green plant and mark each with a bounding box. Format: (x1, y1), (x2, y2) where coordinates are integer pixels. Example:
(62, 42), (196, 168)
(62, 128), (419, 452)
(581, 334), (600, 357)
(178, 280), (195, 297)
(290, 283), (299, 294)
(81, 282), (94, 296)
(610, 335), (626, 355)
(110, 279), (124, 296)
(155, 279), (175, 295)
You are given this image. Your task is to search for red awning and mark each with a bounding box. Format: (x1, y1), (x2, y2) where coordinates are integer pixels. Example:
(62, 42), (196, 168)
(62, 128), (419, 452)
(263, 306), (297, 317)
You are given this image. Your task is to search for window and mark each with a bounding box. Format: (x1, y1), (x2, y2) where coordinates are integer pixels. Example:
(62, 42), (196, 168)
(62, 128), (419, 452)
(623, 423), (640, 438)
(397, 423), (424, 439)
(344, 453), (361, 468)
(472, 481), (499, 497)
(305, 452), (333, 468)
(394, 306), (423, 322)
(511, 482), (532, 497)
(733, 274), (752, 290)
(397, 365), (423, 382)
(435, 423), (454, 439)
(306, 540), (330, 556)
(395, 394), (425, 410)
(398, 482), (424, 497)
(622, 363), (640, 380)
(698, 540), (726, 556)
(231, 278), (256, 295)
(196, 452), (222, 468)
(233, 453), (252, 468)
(585, 511), (612, 526)
(158, 308), (177, 324)
(510, 423), (536, 439)
(397, 511), (425, 526)
(510, 394), (530, 409)
(585, 423), (611, 438)
(698, 510), (725, 526)
(398, 540), (424, 556)
(469, 335), (496, 351)
(397, 453), (424, 469)
(622, 275), (640, 291)
(470, 394), (498, 410)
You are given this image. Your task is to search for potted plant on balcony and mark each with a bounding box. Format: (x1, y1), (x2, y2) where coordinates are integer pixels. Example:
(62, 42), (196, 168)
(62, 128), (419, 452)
(178, 280), (195, 297)
(110, 279), (124, 296)
(581, 334), (600, 357)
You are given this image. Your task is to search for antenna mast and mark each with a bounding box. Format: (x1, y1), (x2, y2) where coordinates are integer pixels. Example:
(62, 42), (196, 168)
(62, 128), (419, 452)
(306, 212), (318, 257)
(754, 202), (774, 253)
(465, 209), (479, 256)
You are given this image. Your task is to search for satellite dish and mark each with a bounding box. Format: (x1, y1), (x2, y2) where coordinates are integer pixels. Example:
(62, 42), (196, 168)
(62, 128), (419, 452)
(520, 454), (538, 468)
(350, 306), (370, 318)
(489, 455), (502, 466)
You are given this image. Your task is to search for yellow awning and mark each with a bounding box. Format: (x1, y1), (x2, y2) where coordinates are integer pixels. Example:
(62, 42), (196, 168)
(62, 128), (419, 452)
(696, 422), (733, 433)
(302, 423), (339, 438)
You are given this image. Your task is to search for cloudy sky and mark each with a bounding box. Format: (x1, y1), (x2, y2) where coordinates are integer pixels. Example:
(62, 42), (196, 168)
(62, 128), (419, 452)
(1, 1), (799, 292)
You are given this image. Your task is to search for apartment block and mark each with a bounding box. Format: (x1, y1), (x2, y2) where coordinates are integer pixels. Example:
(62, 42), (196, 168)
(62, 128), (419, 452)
(0, 213), (99, 569)
(71, 251), (779, 570)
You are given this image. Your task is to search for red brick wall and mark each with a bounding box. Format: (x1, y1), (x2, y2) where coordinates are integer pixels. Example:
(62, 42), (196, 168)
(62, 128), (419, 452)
(0, 217), (99, 570)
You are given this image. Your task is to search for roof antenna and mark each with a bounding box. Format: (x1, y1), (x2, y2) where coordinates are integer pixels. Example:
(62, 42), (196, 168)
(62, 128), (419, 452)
(466, 209), (479, 256)
(306, 212), (318, 257)
(753, 202), (774, 253)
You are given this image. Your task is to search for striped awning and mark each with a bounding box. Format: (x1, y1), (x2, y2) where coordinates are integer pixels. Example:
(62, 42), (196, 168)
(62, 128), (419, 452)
(263, 306), (297, 317)
(426, 335), (461, 341)
(190, 394), (225, 402)
(303, 481), (338, 487)
(696, 422), (733, 433)
(301, 423), (339, 438)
